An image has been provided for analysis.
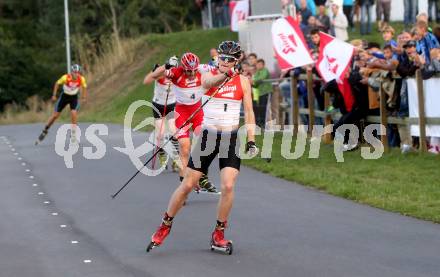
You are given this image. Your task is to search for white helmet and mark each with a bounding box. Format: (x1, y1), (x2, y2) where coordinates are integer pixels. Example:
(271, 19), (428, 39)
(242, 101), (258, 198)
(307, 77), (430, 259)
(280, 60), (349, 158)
(71, 64), (82, 73)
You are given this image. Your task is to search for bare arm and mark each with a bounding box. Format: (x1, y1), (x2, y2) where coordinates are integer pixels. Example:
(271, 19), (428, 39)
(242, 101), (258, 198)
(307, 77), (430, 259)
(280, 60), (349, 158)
(241, 75), (256, 142)
(143, 65), (166, 85)
(81, 87), (88, 100)
(51, 82), (60, 102)
(202, 71), (229, 89)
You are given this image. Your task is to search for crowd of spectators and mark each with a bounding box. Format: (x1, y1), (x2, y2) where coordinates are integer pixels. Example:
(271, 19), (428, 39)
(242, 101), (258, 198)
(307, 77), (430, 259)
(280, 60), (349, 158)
(279, 1), (440, 154)
(199, 0), (440, 154)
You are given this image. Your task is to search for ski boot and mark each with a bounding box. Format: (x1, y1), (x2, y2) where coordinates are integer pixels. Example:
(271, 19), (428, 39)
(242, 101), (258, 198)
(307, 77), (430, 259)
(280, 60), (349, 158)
(158, 148), (168, 169)
(198, 174), (219, 194)
(210, 221), (233, 255)
(146, 213), (173, 252)
(35, 128), (49, 145)
(171, 160), (178, 172)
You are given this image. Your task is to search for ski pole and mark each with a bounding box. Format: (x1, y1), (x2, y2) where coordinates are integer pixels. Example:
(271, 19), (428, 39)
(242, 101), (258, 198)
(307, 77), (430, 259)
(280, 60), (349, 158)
(111, 77), (230, 199)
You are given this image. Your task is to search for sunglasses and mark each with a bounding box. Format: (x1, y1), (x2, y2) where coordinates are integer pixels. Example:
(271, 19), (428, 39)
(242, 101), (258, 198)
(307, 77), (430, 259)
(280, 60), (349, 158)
(219, 55), (237, 63)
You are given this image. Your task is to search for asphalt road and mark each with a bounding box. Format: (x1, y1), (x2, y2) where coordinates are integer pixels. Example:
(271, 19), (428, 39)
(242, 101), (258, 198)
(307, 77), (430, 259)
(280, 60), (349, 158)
(0, 123), (439, 277)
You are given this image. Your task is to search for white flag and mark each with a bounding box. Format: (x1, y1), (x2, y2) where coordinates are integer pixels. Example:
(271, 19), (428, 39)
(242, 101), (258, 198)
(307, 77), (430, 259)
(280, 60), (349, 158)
(316, 32), (354, 82)
(271, 16), (314, 70)
(229, 0), (249, 32)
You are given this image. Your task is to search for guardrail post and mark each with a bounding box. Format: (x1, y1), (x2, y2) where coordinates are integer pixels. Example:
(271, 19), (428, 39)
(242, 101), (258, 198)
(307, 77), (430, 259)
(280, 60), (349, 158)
(415, 70), (428, 152)
(379, 81), (389, 152)
(323, 90), (332, 144)
(306, 70), (315, 135)
(271, 82), (281, 126)
(291, 75), (299, 136)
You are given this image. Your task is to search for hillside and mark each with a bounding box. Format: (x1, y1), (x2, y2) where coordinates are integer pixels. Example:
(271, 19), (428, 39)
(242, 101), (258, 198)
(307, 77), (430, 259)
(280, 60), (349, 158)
(0, 28), (237, 126)
(80, 28), (237, 126)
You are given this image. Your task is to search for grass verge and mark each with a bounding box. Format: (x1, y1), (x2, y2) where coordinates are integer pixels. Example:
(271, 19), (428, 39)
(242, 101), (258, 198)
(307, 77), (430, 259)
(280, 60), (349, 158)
(243, 134), (440, 223)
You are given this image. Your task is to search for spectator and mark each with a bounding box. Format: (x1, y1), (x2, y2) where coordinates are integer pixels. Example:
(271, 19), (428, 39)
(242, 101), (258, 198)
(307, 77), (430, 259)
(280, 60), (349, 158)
(296, 0), (317, 15)
(241, 61), (251, 78)
(282, 0), (296, 16)
(396, 40), (421, 153)
(429, 48), (440, 71)
(403, 0), (418, 28)
(359, 0), (373, 35)
(342, 0), (354, 30)
(416, 12), (433, 33)
(247, 53), (258, 67)
(298, 0), (313, 25)
(415, 20), (440, 65)
(428, 0), (440, 23)
(330, 4), (349, 41)
(212, 0), (229, 28)
(208, 48), (219, 67)
(310, 28), (321, 52)
(196, 0), (210, 29)
(316, 5), (331, 33)
(376, 0), (391, 31)
(382, 26), (398, 48)
(252, 59), (271, 127)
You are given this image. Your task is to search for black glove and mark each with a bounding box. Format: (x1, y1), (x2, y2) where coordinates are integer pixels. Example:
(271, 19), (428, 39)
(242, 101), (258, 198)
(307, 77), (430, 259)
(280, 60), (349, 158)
(152, 63), (160, 72)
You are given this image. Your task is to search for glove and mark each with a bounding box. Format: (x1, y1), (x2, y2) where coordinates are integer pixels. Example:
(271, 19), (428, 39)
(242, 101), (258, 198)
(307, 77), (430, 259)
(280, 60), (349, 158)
(245, 141), (259, 158)
(165, 55), (179, 69)
(152, 63), (160, 72)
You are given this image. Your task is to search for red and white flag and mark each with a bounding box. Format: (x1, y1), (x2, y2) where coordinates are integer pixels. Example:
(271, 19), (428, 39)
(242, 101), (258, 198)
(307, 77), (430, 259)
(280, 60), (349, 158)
(316, 32), (354, 83)
(316, 32), (355, 112)
(271, 16), (314, 70)
(229, 0), (249, 32)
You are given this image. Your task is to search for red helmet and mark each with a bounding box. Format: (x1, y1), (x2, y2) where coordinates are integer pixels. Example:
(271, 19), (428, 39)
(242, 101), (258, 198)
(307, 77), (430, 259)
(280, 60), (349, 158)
(181, 52), (200, 71)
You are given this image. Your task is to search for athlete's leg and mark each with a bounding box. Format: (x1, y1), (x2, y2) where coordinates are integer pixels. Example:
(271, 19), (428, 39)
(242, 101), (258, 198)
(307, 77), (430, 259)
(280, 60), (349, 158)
(166, 168), (203, 216)
(70, 109), (79, 142)
(167, 118), (177, 134)
(216, 167), (239, 222)
(45, 112), (61, 129)
(178, 137), (191, 179)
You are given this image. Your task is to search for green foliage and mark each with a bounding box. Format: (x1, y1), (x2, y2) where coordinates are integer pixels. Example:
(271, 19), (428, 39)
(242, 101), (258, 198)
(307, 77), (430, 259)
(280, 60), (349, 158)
(0, 0), (202, 111)
(80, 28), (238, 125)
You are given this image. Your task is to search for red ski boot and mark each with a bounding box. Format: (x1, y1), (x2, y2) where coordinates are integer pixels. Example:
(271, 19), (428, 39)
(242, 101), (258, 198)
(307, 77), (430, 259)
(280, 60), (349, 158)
(146, 213), (173, 252)
(210, 221), (233, 255)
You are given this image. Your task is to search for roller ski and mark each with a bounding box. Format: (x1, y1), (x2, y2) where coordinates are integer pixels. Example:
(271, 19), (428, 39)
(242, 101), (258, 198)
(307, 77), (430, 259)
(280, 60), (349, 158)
(196, 174), (220, 194)
(210, 221), (233, 255)
(70, 129), (78, 145)
(35, 128), (48, 145)
(146, 213), (173, 252)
